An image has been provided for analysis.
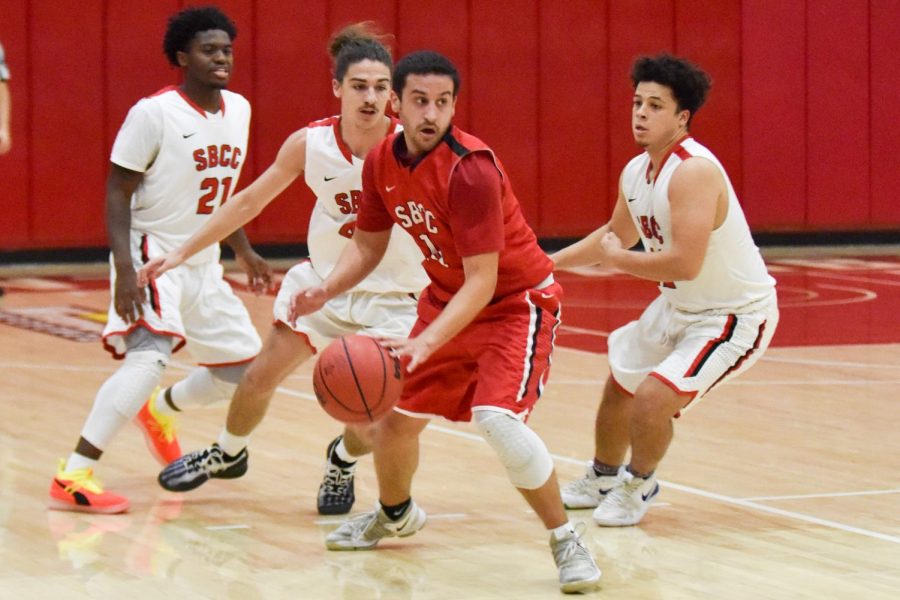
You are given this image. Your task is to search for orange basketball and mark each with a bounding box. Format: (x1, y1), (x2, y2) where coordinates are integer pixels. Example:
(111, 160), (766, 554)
(312, 334), (404, 423)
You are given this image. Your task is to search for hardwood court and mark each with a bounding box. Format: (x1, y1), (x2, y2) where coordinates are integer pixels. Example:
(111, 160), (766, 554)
(1, 254), (898, 599)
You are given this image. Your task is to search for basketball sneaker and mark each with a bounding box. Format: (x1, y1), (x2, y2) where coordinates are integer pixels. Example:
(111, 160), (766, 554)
(561, 464), (624, 509)
(157, 443), (248, 492)
(49, 460), (130, 514)
(592, 470), (659, 526)
(550, 524), (602, 593)
(317, 436), (357, 515)
(325, 501), (426, 551)
(134, 387), (182, 466)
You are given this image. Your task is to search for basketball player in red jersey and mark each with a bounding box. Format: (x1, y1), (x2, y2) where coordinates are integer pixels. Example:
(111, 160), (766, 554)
(288, 51), (601, 594)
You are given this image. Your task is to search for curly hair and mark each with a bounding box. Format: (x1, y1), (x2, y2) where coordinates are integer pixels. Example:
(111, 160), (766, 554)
(392, 50), (460, 98)
(163, 6), (237, 67)
(631, 54), (711, 124)
(329, 22), (393, 81)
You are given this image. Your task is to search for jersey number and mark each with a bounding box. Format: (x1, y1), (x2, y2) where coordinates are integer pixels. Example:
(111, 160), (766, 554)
(338, 221), (356, 239)
(196, 176), (233, 214)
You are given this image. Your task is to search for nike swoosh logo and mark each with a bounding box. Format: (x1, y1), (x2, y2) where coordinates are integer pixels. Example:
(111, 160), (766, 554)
(183, 132), (197, 139)
(642, 483), (660, 502)
(627, 197), (637, 203)
(385, 185), (396, 192)
(540, 293), (554, 299)
(324, 176), (337, 182)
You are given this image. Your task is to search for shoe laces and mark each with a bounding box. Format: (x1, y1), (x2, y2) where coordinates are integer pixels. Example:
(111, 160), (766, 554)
(184, 446), (228, 474)
(57, 460), (104, 494)
(552, 523), (591, 566)
(321, 463), (354, 495)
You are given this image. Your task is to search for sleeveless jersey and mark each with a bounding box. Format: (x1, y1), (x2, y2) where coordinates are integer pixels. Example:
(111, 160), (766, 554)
(304, 116), (427, 293)
(110, 86), (250, 265)
(621, 137), (775, 312)
(358, 126), (554, 303)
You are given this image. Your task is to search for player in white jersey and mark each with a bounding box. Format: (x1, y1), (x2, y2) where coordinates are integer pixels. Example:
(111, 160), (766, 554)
(139, 24), (427, 515)
(554, 54), (778, 526)
(49, 7), (272, 514)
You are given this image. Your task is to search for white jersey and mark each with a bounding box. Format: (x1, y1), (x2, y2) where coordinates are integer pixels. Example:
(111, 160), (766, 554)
(110, 86), (251, 266)
(622, 137), (775, 313)
(304, 116), (427, 294)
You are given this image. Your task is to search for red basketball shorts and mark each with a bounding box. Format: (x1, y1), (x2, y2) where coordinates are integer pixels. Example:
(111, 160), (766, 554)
(396, 280), (563, 422)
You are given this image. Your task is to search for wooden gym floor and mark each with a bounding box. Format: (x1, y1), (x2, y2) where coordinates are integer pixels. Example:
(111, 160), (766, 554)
(1, 250), (898, 598)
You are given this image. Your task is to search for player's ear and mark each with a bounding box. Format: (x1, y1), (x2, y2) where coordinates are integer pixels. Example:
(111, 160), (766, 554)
(390, 90), (401, 114)
(332, 78), (342, 98)
(176, 50), (189, 68)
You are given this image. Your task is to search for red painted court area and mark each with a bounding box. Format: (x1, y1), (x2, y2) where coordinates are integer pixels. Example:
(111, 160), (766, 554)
(1, 255), (898, 353)
(554, 255), (900, 353)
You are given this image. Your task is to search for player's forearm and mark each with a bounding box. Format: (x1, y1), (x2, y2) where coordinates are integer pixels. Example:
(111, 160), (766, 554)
(321, 230), (389, 298)
(610, 246), (700, 283)
(551, 224), (610, 270)
(222, 227), (259, 260)
(0, 83), (10, 133)
(106, 191), (134, 271)
(417, 277), (494, 352)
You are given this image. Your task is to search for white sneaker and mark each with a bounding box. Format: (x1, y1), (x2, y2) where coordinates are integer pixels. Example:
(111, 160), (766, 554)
(550, 524), (602, 593)
(592, 470), (659, 526)
(561, 464), (624, 509)
(325, 501), (426, 551)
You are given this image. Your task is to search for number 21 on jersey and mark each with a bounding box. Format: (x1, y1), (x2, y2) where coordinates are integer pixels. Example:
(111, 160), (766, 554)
(196, 177), (233, 214)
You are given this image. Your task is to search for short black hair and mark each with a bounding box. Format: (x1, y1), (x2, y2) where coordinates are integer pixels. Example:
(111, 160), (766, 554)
(631, 54), (711, 124)
(392, 50), (460, 97)
(163, 6), (237, 67)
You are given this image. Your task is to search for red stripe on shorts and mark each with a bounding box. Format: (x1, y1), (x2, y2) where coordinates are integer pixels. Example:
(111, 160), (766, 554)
(684, 314), (737, 377)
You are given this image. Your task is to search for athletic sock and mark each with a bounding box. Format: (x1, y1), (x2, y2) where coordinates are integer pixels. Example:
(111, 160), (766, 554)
(381, 498), (412, 521)
(217, 429), (249, 458)
(592, 459), (620, 477)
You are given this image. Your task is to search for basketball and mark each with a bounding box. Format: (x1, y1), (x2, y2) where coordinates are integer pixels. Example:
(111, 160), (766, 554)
(312, 334), (404, 423)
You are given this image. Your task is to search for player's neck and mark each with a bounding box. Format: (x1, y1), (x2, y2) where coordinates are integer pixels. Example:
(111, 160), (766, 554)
(647, 128), (689, 175)
(339, 115), (392, 159)
(179, 81), (223, 114)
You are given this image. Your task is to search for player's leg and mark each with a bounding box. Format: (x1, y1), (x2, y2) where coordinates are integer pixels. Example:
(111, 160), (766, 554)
(325, 411), (430, 551)
(474, 283), (601, 593)
(158, 322), (310, 491)
(563, 297), (672, 509)
(50, 328), (173, 514)
(317, 289), (419, 515)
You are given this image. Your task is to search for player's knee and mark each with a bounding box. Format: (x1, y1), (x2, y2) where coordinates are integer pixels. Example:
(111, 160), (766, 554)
(208, 363), (249, 401)
(634, 378), (683, 419)
(473, 410), (553, 490)
(112, 350), (168, 414)
(124, 328), (174, 357)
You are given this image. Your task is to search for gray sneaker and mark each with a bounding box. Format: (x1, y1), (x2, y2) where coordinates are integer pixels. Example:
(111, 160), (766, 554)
(325, 501), (427, 551)
(561, 464), (624, 509)
(550, 524), (602, 593)
(158, 443), (248, 492)
(593, 471), (659, 526)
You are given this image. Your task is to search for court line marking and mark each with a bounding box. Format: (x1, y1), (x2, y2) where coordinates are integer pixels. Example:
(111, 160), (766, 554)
(806, 271), (900, 288)
(271, 386), (900, 545)
(743, 489), (900, 502)
(206, 524), (252, 531)
(315, 513), (467, 526)
(760, 355), (900, 369)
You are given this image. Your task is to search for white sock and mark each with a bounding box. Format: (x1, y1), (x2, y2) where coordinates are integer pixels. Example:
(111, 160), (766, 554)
(153, 386), (176, 415)
(550, 521), (577, 541)
(334, 437), (359, 463)
(64, 453), (98, 472)
(217, 429), (249, 457)
(166, 367), (236, 412)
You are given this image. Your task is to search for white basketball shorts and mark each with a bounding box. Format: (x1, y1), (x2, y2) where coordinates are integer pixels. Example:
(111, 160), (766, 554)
(102, 242), (261, 365)
(607, 292), (778, 414)
(272, 261), (419, 353)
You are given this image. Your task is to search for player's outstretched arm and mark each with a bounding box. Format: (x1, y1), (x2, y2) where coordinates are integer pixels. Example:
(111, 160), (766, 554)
(106, 163), (146, 323)
(287, 228), (391, 325)
(138, 129), (308, 285)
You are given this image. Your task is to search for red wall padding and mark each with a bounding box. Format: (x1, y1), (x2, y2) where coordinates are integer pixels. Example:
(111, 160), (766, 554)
(0, 0), (897, 252)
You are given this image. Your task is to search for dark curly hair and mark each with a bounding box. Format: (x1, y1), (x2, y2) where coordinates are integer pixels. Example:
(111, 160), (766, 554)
(329, 22), (393, 81)
(631, 54), (711, 125)
(163, 6), (237, 67)
(392, 50), (460, 98)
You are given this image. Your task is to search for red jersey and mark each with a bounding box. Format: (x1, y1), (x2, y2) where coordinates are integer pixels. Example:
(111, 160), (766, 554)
(357, 126), (553, 304)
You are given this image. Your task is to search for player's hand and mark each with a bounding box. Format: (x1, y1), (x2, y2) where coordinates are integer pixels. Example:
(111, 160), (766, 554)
(0, 128), (11, 155)
(599, 230), (623, 258)
(288, 286), (329, 326)
(138, 252), (182, 287)
(235, 250), (274, 295)
(379, 336), (436, 373)
(113, 266), (145, 324)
